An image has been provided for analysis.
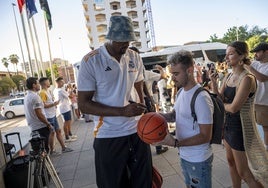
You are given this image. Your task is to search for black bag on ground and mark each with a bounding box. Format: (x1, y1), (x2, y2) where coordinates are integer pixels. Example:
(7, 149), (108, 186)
(4, 155), (30, 188)
(3, 132), (29, 188)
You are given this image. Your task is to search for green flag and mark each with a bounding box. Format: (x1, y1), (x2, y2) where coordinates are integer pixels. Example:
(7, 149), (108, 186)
(39, 0), (52, 29)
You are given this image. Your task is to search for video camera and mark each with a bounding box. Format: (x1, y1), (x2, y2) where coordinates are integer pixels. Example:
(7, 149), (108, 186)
(29, 131), (45, 154)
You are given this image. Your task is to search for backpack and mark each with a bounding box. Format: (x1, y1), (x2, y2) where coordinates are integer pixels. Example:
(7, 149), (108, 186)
(190, 87), (225, 144)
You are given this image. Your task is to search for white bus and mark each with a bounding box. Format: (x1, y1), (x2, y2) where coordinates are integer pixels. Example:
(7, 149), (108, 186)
(140, 42), (227, 69)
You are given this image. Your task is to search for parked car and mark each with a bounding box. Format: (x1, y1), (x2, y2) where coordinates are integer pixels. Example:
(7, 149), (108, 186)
(0, 97), (25, 119)
(9, 92), (26, 98)
(15, 92), (26, 98)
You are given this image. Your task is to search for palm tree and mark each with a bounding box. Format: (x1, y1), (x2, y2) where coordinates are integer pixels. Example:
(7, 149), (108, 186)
(9, 54), (19, 75)
(1, 57), (11, 77)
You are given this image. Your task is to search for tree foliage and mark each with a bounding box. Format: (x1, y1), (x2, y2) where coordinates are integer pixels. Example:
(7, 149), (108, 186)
(0, 77), (16, 95)
(11, 75), (26, 91)
(9, 54), (19, 75)
(1, 57), (11, 77)
(209, 25), (268, 51)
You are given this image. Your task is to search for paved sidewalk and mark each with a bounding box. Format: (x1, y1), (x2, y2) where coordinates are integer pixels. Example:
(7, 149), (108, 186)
(49, 119), (248, 188)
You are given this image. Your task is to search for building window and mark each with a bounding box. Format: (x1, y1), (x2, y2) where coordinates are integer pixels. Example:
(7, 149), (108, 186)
(112, 5), (117, 10)
(110, 2), (120, 10)
(133, 21), (139, 29)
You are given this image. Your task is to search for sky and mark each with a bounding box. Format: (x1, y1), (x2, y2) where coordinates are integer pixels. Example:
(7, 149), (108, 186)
(0, 0), (268, 72)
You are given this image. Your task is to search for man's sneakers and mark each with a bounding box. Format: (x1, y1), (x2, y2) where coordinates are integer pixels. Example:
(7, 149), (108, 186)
(65, 137), (77, 142)
(156, 147), (169, 155)
(70, 134), (77, 139)
(62, 147), (73, 153)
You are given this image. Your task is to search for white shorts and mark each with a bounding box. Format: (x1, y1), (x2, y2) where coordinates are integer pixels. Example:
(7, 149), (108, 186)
(72, 103), (78, 109)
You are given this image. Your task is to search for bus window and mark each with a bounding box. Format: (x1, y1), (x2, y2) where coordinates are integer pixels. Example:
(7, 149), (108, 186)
(205, 49), (226, 63)
(192, 50), (204, 60)
(142, 55), (167, 69)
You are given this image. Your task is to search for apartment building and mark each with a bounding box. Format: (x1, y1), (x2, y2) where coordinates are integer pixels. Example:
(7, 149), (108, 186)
(82, 0), (154, 52)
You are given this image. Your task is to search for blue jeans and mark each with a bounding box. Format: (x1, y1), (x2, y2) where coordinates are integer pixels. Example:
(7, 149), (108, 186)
(180, 155), (213, 188)
(47, 116), (60, 131)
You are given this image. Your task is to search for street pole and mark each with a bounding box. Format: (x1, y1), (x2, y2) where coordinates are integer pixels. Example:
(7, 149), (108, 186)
(11, 3), (27, 77)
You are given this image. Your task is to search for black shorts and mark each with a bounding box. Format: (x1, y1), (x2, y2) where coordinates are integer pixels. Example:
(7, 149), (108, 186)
(34, 127), (50, 153)
(93, 133), (152, 188)
(224, 126), (245, 151)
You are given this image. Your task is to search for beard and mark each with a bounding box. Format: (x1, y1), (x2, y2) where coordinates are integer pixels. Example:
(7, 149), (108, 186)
(119, 46), (128, 55)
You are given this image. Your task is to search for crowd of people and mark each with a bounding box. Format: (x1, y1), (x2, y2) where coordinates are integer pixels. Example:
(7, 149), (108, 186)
(24, 77), (87, 155)
(22, 14), (268, 188)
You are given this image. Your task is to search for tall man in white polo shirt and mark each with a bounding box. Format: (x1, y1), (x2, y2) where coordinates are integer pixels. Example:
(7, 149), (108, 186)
(24, 77), (53, 152)
(78, 15), (152, 188)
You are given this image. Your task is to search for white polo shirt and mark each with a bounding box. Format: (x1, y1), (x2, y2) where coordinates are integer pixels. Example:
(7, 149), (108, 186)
(251, 61), (268, 105)
(78, 46), (144, 138)
(24, 90), (47, 131)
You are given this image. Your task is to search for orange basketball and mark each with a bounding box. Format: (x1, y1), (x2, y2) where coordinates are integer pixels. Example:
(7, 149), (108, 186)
(137, 112), (167, 144)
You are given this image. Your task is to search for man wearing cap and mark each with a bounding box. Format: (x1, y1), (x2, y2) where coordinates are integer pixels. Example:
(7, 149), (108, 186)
(77, 15), (152, 187)
(244, 42), (268, 151)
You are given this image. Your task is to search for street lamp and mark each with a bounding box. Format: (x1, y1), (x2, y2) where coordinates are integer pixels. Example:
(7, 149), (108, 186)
(58, 37), (69, 82)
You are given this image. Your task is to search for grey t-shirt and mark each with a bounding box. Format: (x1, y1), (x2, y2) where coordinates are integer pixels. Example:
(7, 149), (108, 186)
(24, 90), (47, 131)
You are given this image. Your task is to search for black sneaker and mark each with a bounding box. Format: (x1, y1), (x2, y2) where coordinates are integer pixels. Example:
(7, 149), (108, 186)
(156, 147), (169, 155)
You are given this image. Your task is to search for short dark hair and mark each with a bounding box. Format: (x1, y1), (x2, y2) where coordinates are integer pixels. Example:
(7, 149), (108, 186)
(167, 50), (194, 70)
(39, 77), (49, 85)
(55, 77), (63, 82)
(26, 77), (38, 89)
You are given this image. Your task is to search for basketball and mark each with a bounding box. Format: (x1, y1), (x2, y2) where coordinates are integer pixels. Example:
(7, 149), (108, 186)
(137, 112), (168, 144)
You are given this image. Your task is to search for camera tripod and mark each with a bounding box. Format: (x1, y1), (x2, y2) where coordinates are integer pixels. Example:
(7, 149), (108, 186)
(27, 149), (63, 188)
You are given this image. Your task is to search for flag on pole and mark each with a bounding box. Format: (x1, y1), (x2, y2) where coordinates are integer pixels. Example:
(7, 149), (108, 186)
(39, 0), (52, 30)
(17, 0), (25, 13)
(25, 0), (37, 19)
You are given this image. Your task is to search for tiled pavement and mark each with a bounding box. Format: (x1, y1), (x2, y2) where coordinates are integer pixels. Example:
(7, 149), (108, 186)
(49, 119), (249, 188)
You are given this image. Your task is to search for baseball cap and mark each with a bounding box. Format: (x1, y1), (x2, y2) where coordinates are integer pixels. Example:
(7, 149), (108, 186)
(250, 42), (268, 53)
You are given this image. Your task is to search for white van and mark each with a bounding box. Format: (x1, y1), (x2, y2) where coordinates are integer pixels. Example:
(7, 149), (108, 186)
(140, 42), (227, 69)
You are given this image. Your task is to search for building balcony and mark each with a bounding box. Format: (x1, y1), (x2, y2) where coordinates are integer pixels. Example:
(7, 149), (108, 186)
(97, 24), (107, 33)
(82, 2), (88, 12)
(111, 12), (122, 16)
(126, 0), (137, 9)
(95, 13), (106, 23)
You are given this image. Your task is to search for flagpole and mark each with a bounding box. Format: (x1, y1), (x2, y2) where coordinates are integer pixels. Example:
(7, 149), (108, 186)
(43, 13), (55, 85)
(12, 3), (28, 78)
(32, 17), (46, 77)
(20, 9), (34, 77)
(27, 17), (40, 78)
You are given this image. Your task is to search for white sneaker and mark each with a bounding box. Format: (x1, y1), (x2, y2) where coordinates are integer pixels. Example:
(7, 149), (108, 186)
(65, 137), (77, 142)
(70, 135), (77, 139)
